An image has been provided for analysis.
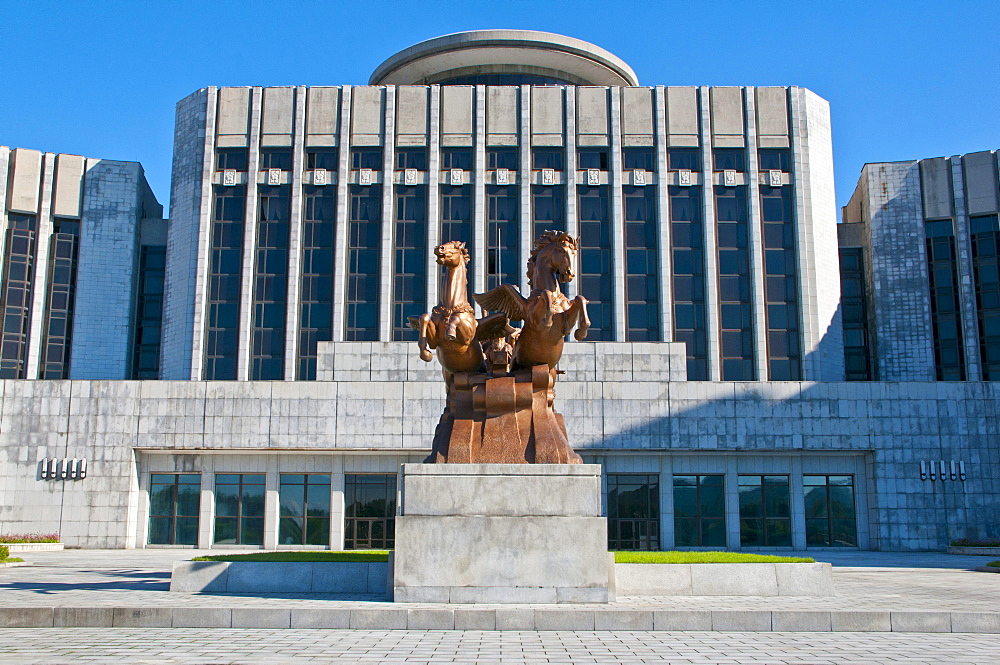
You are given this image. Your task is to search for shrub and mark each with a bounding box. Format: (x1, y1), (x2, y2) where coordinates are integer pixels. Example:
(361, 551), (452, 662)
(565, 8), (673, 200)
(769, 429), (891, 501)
(0, 545), (8, 560)
(0, 533), (60, 544)
(987, 561), (1000, 568)
(950, 538), (1000, 548)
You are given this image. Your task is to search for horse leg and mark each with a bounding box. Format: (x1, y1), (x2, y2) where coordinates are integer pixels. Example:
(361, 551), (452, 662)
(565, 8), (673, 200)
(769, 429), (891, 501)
(445, 314), (460, 341)
(417, 314), (434, 362)
(567, 296), (591, 341)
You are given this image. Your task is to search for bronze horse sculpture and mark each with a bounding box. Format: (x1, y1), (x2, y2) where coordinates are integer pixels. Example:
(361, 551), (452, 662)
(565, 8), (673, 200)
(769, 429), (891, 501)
(408, 241), (509, 378)
(475, 230), (591, 369)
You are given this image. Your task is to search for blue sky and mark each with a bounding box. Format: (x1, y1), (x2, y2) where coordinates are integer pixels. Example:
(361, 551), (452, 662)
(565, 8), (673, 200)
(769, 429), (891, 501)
(2, 0), (997, 214)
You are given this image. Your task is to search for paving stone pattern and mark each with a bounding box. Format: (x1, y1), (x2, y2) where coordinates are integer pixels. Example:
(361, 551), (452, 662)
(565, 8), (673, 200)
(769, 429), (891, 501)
(1, 550), (999, 634)
(0, 628), (998, 664)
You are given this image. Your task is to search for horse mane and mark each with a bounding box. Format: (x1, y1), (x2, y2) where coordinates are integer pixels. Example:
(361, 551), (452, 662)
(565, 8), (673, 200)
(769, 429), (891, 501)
(526, 231), (578, 288)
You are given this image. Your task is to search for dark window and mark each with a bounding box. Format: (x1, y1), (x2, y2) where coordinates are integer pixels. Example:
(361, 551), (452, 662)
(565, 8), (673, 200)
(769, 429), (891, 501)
(624, 186), (659, 341)
(738, 475), (791, 547)
(488, 147), (518, 171)
(215, 148), (248, 172)
(623, 147), (656, 172)
(970, 214), (1000, 380)
(260, 148), (292, 171)
(758, 149), (791, 172)
(346, 186), (381, 340)
(839, 247), (873, 381)
(395, 148), (427, 171)
(673, 475), (726, 547)
(148, 474), (200, 546)
(532, 148), (564, 171)
(578, 186), (612, 340)
(344, 474), (396, 550)
(204, 187), (244, 380)
(804, 475), (857, 547)
(251, 186), (290, 380)
(669, 187), (707, 380)
(441, 148), (473, 171)
(41, 220), (81, 379)
(131, 246), (166, 379)
(607, 474), (659, 551)
(925, 219), (966, 380)
(306, 147), (339, 171)
(214, 473), (265, 546)
(440, 184), (472, 247)
(279, 474), (331, 546)
(668, 149), (700, 171)
(532, 186), (565, 238)
(487, 185), (519, 291)
(0, 214), (37, 379)
(713, 149), (745, 172)
(716, 186), (754, 380)
(351, 147), (383, 170)
(760, 185), (801, 380)
(393, 185), (427, 341)
(577, 148), (609, 171)
(298, 186), (336, 380)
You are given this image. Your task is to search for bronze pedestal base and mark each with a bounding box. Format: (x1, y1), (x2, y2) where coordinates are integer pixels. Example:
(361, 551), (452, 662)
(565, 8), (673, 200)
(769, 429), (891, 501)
(426, 365), (583, 464)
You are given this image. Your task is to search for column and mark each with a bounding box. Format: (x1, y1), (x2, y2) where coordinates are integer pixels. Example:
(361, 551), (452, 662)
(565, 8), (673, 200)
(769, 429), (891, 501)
(790, 455), (806, 550)
(472, 85), (487, 301)
(263, 456), (279, 549)
(331, 86), (352, 342)
(24, 153), (56, 379)
(518, 85), (532, 295)
(744, 88), (769, 380)
(283, 86), (307, 380)
(198, 456), (216, 549)
(424, 87), (442, 308)
(330, 457), (346, 550)
(658, 453), (674, 550)
(654, 87), (673, 341)
(564, 86), (578, 299)
(950, 157), (983, 380)
(237, 87), (263, 381)
(189, 88), (217, 380)
(378, 87), (396, 341)
(609, 89), (627, 339)
(699, 87), (721, 380)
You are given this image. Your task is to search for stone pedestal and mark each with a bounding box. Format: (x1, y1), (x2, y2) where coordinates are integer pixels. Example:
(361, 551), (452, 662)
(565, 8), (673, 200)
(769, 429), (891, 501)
(392, 464), (613, 603)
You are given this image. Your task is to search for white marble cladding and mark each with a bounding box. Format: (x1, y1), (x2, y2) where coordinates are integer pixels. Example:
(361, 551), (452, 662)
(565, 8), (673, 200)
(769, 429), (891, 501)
(0, 375), (998, 550)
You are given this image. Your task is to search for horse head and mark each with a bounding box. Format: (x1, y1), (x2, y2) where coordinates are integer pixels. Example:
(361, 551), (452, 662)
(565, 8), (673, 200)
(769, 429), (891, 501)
(434, 240), (470, 268)
(528, 231), (578, 288)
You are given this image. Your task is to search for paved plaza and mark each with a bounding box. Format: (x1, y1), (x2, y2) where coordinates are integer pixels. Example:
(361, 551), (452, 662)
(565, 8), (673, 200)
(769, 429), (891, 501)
(2, 549), (999, 662)
(2, 628), (999, 664)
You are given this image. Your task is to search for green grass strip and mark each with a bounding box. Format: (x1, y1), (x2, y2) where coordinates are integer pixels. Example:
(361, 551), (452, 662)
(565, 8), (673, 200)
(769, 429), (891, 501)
(0, 557), (25, 564)
(192, 551), (389, 563)
(613, 551), (814, 564)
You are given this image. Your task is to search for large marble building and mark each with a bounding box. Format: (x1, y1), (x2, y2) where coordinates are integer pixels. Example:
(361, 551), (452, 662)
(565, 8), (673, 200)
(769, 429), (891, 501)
(0, 31), (996, 552)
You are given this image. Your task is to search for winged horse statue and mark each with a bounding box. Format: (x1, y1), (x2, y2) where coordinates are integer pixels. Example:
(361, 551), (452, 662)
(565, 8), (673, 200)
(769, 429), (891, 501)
(474, 230), (590, 369)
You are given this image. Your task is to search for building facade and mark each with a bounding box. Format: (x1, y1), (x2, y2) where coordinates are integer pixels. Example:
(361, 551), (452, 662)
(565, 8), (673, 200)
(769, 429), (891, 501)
(0, 147), (165, 381)
(0, 31), (997, 553)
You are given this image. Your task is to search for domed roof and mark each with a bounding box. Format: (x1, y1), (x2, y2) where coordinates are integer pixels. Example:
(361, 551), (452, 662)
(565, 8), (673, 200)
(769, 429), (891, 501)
(369, 29), (638, 87)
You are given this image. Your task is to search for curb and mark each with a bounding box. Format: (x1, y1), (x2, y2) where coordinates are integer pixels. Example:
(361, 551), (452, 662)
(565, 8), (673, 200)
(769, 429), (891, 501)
(0, 607), (997, 633)
(0, 562), (31, 568)
(975, 566), (1000, 573)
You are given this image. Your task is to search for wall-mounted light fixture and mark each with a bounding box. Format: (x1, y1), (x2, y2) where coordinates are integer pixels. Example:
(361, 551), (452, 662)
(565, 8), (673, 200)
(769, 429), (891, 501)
(39, 458), (87, 481)
(920, 459), (966, 482)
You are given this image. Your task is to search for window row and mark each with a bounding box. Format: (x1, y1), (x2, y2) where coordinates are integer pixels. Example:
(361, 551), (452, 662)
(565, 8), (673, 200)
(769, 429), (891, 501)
(608, 473), (857, 551)
(148, 473), (397, 549)
(214, 148), (794, 175)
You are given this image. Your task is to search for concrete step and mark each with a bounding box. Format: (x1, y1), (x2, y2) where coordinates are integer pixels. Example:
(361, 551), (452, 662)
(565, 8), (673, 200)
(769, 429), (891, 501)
(0, 606), (997, 633)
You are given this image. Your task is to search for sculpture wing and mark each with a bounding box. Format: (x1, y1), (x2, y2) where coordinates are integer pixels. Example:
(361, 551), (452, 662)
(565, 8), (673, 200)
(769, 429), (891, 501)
(474, 284), (527, 322)
(407, 315), (422, 331)
(474, 312), (513, 341)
